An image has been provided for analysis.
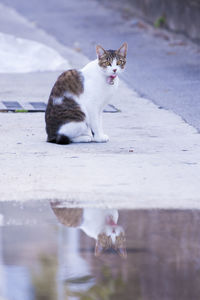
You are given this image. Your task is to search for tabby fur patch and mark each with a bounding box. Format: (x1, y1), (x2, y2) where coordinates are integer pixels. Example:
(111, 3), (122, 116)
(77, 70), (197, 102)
(45, 69), (85, 143)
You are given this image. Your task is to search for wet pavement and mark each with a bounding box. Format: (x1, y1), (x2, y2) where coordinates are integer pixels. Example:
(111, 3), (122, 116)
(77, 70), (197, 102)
(1, 201), (200, 300)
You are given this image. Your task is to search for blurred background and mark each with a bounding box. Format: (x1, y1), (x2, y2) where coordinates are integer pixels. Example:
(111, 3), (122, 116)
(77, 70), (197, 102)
(0, 0), (200, 128)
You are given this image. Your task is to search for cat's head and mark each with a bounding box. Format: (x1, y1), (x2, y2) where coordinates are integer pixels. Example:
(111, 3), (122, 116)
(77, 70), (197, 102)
(96, 43), (128, 84)
(95, 225), (127, 258)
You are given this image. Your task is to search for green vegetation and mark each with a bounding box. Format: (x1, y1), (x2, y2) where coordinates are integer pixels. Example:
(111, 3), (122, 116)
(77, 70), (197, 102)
(68, 266), (125, 300)
(154, 16), (166, 28)
(32, 255), (57, 300)
(31, 255), (142, 300)
(15, 109), (28, 112)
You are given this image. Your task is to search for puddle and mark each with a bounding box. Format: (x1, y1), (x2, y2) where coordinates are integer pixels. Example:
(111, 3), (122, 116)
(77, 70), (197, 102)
(0, 201), (200, 300)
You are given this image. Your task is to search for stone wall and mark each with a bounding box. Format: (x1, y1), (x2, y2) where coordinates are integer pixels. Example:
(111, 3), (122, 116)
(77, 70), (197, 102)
(110, 0), (200, 42)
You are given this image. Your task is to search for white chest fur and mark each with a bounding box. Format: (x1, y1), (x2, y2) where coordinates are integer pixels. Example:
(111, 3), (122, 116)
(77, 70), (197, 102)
(80, 208), (119, 239)
(79, 59), (118, 113)
(76, 59), (118, 142)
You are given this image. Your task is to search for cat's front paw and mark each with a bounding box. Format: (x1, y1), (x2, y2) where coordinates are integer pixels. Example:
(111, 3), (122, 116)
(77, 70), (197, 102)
(93, 134), (109, 143)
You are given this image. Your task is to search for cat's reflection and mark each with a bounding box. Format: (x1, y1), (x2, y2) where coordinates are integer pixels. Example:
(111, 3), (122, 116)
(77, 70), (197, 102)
(51, 201), (127, 258)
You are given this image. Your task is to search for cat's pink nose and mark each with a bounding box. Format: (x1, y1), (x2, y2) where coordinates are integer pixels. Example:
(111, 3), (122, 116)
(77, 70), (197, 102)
(113, 69), (117, 73)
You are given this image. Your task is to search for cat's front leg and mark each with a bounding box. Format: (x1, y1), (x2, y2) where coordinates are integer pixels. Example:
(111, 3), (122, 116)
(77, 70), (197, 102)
(90, 111), (109, 143)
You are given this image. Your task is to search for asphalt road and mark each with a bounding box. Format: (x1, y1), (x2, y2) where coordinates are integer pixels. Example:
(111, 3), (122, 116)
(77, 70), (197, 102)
(1, 0), (200, 130)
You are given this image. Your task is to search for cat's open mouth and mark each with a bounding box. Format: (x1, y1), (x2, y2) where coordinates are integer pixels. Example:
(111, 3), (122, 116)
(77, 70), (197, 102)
(107, 74), (117, 85)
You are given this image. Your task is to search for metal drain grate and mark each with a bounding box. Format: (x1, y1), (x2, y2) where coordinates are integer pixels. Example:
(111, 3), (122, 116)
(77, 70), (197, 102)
(103, 104), (120, 113)
(0, 101), (47, 112)
(0, 101), (120, 113)
(29, 102), (47, 110)
(2, 101), (23, 110)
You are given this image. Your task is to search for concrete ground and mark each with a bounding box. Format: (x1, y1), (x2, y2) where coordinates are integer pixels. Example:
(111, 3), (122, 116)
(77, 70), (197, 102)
(1, 75), (200, 208)
(0, 1), (200, 208)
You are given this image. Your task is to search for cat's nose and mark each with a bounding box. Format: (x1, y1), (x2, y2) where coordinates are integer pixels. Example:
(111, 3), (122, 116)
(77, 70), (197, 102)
(113, 69), (117, 73)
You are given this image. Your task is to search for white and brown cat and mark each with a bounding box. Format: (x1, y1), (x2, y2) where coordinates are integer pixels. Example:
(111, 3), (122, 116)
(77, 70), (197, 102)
(51, 203), (127, 258)
(45, 43), (128, 144)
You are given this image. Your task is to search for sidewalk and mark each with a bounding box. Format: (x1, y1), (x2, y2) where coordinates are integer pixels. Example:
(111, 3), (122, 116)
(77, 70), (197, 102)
(0, 68), (200, 208)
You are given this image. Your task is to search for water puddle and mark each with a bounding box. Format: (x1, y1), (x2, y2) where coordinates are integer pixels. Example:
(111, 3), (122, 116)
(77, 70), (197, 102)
(0, 201), (200, 300)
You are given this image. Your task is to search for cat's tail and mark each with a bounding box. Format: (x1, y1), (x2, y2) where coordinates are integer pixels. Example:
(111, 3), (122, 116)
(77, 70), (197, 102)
(47, 134), (71, 145)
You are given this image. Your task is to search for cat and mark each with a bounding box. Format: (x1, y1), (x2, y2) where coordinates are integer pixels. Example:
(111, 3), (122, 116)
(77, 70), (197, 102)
(51, 202), (127, 258)
(45, 43), (128, 144)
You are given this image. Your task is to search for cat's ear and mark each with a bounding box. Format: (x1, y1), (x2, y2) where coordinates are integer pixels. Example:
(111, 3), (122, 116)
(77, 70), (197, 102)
(95, 242), (103, 257)
(117, 247), (127, 259)
(96, 45), (106, 59)
(117, 42), (128, 58)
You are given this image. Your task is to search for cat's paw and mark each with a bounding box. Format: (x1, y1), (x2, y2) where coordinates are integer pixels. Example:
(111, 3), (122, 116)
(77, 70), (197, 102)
(72, 135), (92, 143)
(93, 134), (109, 143)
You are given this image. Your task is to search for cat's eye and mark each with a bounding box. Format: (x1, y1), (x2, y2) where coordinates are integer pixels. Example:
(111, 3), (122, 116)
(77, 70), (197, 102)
(105, 61), (111, 66)
(117, 60), (122, 65)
